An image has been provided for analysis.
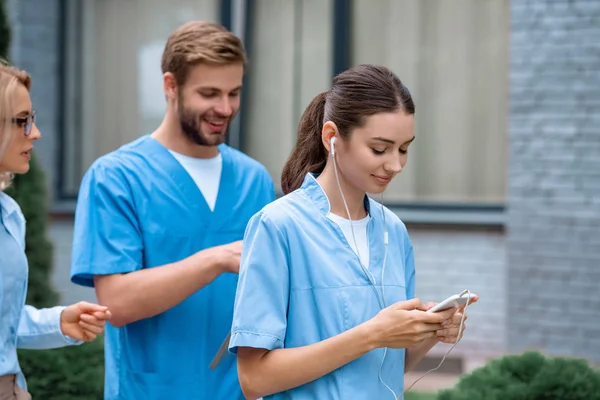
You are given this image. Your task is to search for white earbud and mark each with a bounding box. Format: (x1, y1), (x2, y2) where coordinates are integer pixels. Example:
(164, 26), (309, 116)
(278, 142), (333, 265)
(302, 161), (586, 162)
(330, 136), (336, 156)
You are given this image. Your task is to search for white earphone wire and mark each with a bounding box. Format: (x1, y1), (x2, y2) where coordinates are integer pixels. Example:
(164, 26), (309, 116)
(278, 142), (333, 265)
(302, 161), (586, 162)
(331, 138), (397, 398)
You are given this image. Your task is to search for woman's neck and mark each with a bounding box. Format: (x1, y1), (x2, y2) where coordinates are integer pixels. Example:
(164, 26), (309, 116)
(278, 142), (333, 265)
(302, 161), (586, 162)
(317, 163), (367, 220)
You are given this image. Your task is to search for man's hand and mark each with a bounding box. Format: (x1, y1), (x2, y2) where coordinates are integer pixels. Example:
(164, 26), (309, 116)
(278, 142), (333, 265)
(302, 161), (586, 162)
(217, 240), (243, 274)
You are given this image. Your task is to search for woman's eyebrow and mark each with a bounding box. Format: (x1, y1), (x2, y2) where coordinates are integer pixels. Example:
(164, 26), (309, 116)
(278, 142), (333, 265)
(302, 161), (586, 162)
(15, 109), (31, 116)
(372, 137), (395, 144)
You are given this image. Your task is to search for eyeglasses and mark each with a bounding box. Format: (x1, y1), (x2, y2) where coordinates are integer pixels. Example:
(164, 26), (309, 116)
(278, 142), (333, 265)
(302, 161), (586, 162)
(11, 111), (36, 136)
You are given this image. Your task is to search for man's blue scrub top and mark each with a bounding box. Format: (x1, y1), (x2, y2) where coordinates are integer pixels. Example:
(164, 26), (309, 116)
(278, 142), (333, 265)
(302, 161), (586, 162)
(230, 173), (416, 399)
(70, 135), (275, 399)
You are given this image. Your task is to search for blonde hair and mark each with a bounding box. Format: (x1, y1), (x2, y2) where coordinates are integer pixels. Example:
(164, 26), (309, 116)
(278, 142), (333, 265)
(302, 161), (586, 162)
(161, 21), (246, 86)
(0, 60), (31, 191)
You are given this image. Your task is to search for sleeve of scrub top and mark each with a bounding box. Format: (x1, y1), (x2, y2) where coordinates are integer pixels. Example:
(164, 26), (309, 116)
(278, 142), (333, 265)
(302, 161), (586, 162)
(70, 162), (143, 288)
(404, 235), (416, 300)
(16, 305), (82, 349)
(229, 213), (289, 354)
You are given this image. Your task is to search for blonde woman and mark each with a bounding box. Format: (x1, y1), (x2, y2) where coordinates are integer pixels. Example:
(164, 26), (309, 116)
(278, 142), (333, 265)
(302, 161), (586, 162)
(0, 62), (111, 400)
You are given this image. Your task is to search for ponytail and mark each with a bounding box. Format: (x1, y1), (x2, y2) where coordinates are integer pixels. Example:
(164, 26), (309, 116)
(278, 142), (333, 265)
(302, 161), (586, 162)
(281, 92), (328, 194)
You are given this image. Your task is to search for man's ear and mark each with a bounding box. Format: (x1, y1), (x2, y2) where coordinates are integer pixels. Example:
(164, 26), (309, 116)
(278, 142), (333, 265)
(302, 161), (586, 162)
(163, 72), (178, 101)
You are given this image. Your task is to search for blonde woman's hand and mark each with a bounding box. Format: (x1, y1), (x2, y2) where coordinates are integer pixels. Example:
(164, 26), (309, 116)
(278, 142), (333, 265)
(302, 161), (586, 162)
(60, 301), (112, 341)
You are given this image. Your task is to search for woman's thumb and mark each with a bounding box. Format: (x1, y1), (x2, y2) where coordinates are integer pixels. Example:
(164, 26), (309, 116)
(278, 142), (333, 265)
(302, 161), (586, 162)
(393, 298), (423, 311)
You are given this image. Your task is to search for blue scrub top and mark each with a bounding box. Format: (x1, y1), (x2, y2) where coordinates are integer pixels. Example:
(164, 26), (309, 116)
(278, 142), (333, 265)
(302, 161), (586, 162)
(70, 135), (275, 400)
(229, 173), (416, 399)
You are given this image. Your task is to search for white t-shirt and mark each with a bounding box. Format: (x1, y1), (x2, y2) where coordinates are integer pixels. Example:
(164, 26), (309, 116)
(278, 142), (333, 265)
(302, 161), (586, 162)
(327, 213), (370, 269)
(168, 150), (222, 211)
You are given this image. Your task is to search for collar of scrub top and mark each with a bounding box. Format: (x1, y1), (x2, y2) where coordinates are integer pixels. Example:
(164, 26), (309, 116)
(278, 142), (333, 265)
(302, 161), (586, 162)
(209, 173), (373, 370)
(0, 191), (20, 224)
(302, 172), (372, 217)
(0, 191), (26, 247)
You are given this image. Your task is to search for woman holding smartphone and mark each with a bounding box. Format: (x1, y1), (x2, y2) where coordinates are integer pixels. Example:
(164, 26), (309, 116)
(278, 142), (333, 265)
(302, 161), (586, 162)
(229, 64), (478, 399)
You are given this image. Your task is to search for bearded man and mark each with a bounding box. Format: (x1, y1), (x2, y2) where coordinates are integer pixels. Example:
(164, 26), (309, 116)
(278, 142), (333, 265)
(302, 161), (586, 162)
(70, 21), (275, 400)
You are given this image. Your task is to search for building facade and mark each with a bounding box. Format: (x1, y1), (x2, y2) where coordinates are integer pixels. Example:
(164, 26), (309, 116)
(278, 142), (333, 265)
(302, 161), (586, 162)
(6, 0), (600, 372)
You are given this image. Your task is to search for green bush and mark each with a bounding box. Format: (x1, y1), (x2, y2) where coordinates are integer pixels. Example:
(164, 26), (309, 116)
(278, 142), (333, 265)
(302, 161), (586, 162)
(437, 351), (600, 400)
(6, 152), (59, 307)
(406, 392), (437, 400)
(0, 0), (9, 59)
(16, 340), (105, 400)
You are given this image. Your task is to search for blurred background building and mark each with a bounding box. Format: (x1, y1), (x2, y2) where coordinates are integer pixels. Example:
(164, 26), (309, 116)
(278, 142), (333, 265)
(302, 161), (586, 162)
(6, 0), (600, 378)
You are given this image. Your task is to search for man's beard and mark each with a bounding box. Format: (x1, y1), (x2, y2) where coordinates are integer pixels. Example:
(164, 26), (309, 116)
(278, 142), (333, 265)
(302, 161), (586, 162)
(178, 95), (231, 147)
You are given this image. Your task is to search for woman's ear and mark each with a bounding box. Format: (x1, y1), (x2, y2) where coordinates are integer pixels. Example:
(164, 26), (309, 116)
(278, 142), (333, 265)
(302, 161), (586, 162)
(322, 121), (338, 154)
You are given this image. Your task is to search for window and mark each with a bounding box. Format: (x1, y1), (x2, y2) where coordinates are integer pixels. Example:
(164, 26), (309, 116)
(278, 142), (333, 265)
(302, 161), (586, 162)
(242, 0), (334, 189)
(60, 0), (220, 198)
(60, 0), (509, 218)
(351, 0), (510, 205)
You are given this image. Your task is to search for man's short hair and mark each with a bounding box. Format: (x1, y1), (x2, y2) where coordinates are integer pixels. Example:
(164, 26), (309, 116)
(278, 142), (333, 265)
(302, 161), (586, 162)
(161, 21), (247, 86)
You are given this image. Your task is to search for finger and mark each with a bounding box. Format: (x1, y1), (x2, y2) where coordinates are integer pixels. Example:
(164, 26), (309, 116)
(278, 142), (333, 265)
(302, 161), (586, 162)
(437, 326), (466, 337)
(453, 313), (468, 324)
(83, 330), (97, 342)
(79, 320), (104, 335)
(393, 298), (424, 311)
(436, 328), (450, 337)
(438, 324), (467, 337)
(421, 322), (444, 332)
(422, 307), (457, 323)
(418, 330), (438, 342)
(91, 310), (112, 321)
(458, 295), (479, 310)
(442, 315), (469, 328)
(80, 313), (108, 327)
(441, 307), (458, 319)
(415, 300), (433, 312)
(437, 336), (457, 344)
(75, 301), (109, 314)
(444, 312), (468, 327)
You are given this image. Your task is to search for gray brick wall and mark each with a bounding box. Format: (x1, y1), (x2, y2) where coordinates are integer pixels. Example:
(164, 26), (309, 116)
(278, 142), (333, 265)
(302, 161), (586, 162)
(507, 0), (600, 365)
(410, 226), (506, 370)
(7, 0), (61, 200)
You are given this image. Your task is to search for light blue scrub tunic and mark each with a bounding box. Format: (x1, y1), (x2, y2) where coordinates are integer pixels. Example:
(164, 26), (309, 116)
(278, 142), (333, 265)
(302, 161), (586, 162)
(0, 192), (79, 392)
(70, 135), (275, 400)
(229, 173), (416, 399)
